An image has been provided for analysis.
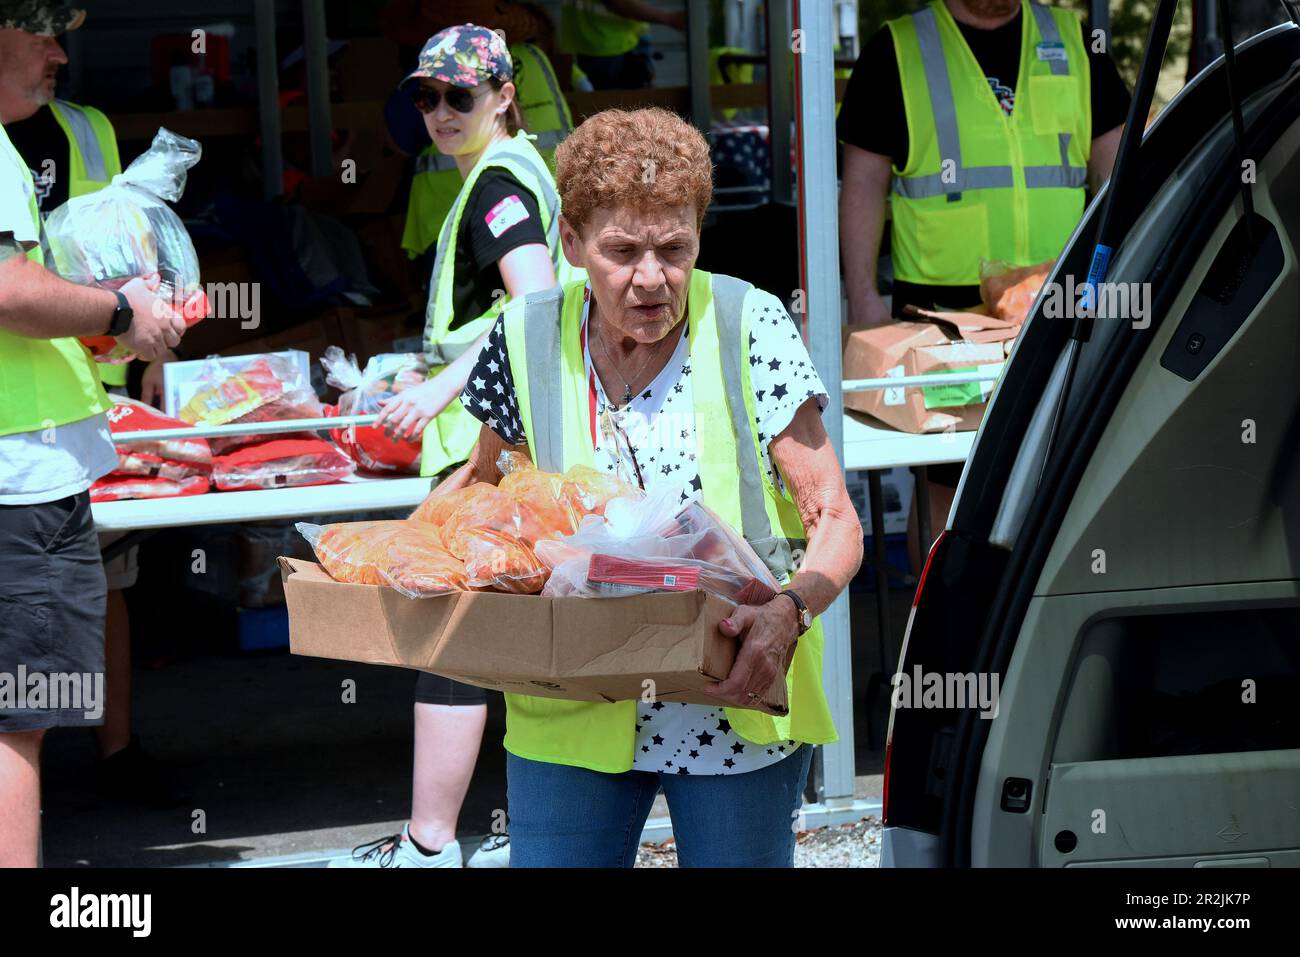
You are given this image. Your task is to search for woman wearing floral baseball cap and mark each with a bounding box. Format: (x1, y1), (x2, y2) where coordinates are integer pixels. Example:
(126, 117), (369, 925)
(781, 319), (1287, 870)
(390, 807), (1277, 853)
(337, 22), (579, 871)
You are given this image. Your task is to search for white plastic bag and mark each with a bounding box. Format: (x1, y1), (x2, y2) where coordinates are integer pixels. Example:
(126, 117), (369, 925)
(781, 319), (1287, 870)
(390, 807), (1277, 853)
(45, 128), (203, 296)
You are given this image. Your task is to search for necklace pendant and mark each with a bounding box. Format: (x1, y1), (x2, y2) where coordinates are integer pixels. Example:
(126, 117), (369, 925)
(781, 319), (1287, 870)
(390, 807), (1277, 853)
(623, 387), (633, 405)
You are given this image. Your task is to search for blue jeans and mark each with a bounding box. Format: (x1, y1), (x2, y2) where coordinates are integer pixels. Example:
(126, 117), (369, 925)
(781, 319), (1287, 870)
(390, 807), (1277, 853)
(506, 745), (813, 867)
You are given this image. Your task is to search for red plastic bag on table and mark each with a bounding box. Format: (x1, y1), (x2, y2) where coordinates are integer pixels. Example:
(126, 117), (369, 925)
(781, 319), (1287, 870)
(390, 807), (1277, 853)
(297, 520), (469, 597)
(91, 473), (209, 503)
(104, 394), (211, 471)
(320, 347), (425, 474)
(213, 437), (354, 491)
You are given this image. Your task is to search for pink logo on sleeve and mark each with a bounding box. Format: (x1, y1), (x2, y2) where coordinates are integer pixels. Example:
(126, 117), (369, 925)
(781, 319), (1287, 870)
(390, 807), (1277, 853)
(484, 194), (529, 239)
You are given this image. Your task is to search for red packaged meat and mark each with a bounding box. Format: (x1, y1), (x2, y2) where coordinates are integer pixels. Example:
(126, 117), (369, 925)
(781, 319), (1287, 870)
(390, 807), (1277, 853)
(213, 438), (355, 491)
(91, 474), (209, 503)
(104, 395), (212, 470)
(320, 347), (425, 474)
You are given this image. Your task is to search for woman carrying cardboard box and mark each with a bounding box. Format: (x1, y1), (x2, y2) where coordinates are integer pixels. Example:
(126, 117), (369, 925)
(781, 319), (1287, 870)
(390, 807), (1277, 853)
(337, 23), (574, 870)
(437, 107), (864, 866)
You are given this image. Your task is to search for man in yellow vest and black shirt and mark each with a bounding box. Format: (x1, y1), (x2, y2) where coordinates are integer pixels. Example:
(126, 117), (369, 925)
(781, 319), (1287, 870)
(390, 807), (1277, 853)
(837, 0), (1130, 561)
(0, 2), (188, 867)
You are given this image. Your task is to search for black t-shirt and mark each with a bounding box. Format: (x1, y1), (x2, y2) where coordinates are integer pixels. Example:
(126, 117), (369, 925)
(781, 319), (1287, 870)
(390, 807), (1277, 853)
(449, 169), (548, 331)
(837, 8), (1132, 314)
(5, 105), (73, 213)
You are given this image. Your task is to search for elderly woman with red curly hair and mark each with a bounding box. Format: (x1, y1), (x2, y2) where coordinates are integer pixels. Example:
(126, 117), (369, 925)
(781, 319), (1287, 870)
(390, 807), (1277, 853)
(443, 107), (863, 867)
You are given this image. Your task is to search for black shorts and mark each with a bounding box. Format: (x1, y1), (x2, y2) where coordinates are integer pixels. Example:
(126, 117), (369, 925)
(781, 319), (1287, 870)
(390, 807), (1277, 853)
(0, 493), (107, 731)
(414, 670), (490, 706)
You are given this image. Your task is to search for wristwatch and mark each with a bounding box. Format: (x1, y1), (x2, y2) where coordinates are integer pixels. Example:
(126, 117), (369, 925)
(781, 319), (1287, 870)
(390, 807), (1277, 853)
(779, 589), (813, 636)
(107, 290), (134, 337)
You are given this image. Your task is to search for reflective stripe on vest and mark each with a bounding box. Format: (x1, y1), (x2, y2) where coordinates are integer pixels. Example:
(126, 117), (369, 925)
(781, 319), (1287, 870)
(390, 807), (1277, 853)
(888, 1), (1091, 284)
(423, 133), (567, 361)
(519, 274), (805, 584)
(49, 101), (126, 386)
(890, 3), (1087, 201)
(52, 100), (106, 182)
(49, 100), (120, 195)
(501, 271), (836, 770)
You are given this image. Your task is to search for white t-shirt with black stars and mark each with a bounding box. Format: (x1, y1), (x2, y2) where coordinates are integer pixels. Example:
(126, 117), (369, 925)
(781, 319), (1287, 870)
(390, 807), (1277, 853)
(461, 282), (828, 775)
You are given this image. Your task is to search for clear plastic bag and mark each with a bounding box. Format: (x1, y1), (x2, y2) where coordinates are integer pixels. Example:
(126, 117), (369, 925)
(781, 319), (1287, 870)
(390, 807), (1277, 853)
(537, 484), (780, 603)
(320, 346), (426, 473)
(404, 456), (640, 593)
(179, 354), (324, 454)
(297, 520), (470, 597)
(45, 129), (204, 362)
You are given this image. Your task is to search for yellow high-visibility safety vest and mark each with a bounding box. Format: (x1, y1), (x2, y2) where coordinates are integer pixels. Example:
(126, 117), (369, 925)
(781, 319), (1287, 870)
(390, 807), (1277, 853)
(0, 122), (111, 438)
(499, 270), (838, 773)
(402, 43), (574, 259)
(48, 99), (128, 388)
(418, 131), (583, 477)
(888, 0), (1090, 287)
(558, 0), (646, 58)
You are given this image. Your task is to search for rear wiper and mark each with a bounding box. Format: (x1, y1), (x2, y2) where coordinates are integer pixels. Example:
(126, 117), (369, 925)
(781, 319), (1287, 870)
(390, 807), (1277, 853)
(1039, 0), (1180, 480)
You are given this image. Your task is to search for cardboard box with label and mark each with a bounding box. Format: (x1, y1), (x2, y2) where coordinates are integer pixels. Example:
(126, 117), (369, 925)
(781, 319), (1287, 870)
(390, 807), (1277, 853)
(279, 558), (789, 716)
(842, 311), (1020, 434)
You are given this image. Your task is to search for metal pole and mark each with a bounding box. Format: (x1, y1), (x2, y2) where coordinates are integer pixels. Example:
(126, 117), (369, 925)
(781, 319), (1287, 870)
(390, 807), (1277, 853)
(1088, 0), (1111, 40)
(301, 0), (333, 176)
(254, 0), (284, 200)
(687, 0), (712, 135)
(766, 0), (794, 204)
(792, 0), (856, 810)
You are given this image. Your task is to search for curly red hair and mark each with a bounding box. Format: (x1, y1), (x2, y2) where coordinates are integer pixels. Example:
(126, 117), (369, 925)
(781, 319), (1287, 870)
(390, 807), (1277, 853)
(554, 108), (714, 233)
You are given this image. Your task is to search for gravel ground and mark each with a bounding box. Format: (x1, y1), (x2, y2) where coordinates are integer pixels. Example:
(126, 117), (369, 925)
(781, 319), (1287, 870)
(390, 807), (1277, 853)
(634, 815), (882, 868)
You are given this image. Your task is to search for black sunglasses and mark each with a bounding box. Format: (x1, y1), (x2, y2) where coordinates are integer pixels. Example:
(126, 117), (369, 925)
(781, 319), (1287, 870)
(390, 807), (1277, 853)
(411, 85), (488, 115)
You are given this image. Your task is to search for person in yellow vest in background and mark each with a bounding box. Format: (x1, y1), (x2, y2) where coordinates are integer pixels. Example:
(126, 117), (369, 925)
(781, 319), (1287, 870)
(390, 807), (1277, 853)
(333, 24), (575, 871)
(558, 0), (686, 90)
(0, 1), (187, 808)
(401, 38), (575, 262)
(837, 0), (1130, 569)
(0, 1), (190, 869)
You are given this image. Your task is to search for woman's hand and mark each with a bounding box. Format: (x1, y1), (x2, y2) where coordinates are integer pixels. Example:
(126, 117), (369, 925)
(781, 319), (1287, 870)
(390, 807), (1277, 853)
(374, 371), (461, 442)
(704, 598), (800, 708)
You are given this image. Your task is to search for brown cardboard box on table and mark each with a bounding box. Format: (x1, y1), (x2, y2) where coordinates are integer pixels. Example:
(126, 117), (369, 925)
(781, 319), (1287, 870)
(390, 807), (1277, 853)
(842, 310), (1021, 434)
(278, 558), (789, 716)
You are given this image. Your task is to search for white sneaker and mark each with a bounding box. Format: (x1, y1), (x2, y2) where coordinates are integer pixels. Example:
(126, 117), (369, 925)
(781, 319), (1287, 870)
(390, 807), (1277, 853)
(328, 824), (462, 868)
(465, 834), (510, 869)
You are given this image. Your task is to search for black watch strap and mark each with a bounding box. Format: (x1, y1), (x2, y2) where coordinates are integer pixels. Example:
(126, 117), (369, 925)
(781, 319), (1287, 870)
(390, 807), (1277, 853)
(781, 589), (812, 636)
(108, 290), (134, 337)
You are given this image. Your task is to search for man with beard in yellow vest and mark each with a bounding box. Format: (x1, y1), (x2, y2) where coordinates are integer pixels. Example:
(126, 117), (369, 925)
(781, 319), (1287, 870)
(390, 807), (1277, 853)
(0, 2), (188, 811)
(0, 1), (190, 868)
(837, 0), (1130, 568)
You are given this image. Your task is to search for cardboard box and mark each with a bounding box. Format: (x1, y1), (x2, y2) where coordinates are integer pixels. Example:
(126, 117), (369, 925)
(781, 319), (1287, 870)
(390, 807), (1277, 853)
(842, 311), (1019, 434)
(279, 558), (789, 715)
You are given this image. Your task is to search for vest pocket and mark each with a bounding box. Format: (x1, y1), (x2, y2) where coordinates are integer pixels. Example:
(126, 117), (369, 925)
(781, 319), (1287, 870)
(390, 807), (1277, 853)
(914, 202), (989, 286)
(1028, 75), (1077, 136)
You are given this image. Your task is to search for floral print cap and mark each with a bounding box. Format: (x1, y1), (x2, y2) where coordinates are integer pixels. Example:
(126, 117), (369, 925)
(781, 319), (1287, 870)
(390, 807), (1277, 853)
(401, 23), (512, 91)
